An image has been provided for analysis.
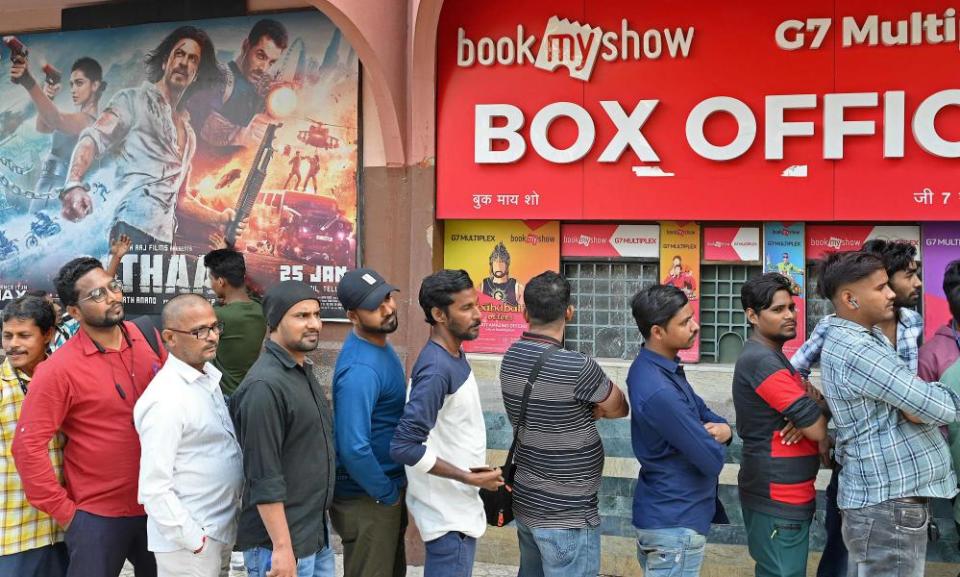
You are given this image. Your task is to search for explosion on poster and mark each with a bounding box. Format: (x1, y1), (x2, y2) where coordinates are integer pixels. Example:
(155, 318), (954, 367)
(0, 11), (359, 318)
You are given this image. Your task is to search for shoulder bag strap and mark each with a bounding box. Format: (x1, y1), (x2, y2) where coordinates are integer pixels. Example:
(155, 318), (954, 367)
(505, 344), (558, 468)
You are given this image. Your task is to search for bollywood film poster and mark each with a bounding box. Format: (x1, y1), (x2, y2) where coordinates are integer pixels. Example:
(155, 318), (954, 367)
(660, 221), (700, 363)
(764, 222), (805, 358)
(0, 11), (359, 317)
(443, 220), (560, 354)
(921, 223), (960, 341)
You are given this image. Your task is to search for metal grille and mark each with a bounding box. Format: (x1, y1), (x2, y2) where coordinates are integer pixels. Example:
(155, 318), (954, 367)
(562, 261), (658, 360)
(699, 264), (762, 363)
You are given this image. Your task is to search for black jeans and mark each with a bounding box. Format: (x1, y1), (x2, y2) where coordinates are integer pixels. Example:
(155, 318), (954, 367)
(816, 465), (848, 577)
(64, 511), (155, 577)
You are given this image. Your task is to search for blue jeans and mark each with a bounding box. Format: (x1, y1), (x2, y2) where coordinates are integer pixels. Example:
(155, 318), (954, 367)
(243, 545), (335, 577)
(516, 519), (600, 577)
(636, 527), (707, 577)
(423, 532), (476, 577)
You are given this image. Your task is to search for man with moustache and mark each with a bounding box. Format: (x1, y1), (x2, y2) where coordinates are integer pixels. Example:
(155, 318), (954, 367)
(627, 284), (729, 577)
(0, 296), (67, 576)
(330, 269), (408, 577)
(12, 257), (167, 577)
(59, 26), (233, 247)
(134, 294), (243, 577)
(818, 252), (960, 577)
(390, 270), (504, 577)
(230, 281), (336, 577)
(734, 274), (827, 577)
(481, 243), (524, 307)
(186, 18), (288, 159)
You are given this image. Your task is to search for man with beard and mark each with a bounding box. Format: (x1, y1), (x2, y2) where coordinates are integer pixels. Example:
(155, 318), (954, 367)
(59, 26), (233, 248)
(12, 257), (167, 577)
(791, 240), (923, 577)
(230, 281), (336, 577)
(734, 273), (827, 577)
(390, 270), (504, 577)
(134, 294), (242, 577)
(481, 242), (523, 307)
(0, 296), (67, 576)
(330, 269), (408, 577)
(186, 19), (287, 160)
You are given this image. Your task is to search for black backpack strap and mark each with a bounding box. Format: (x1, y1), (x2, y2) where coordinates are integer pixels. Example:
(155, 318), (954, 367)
(131, 315), (162, 358)
(505, 345), (559, 468)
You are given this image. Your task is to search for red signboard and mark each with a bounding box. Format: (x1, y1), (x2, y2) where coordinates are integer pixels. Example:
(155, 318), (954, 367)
(561, 223), (659, 258)
(806, 225), (921, 260)
(703, 227), (761, 262)
(437, 1), (960, 221)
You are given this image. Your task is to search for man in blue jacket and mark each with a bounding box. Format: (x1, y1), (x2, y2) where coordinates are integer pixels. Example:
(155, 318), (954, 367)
(331, 268), (408, 577)
(627, 284), (730, 577)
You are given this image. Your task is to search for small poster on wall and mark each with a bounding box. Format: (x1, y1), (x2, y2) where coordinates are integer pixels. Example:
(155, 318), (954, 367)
(660, 221), (700, 363)
(764, 222), (806, 358)
(921, 223), (960, 341)
(443, 220), (560, 353)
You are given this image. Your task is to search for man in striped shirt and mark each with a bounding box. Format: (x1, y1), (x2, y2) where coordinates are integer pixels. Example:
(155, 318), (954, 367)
(500, 271), (628, 577)
(734, 273), (827, 577)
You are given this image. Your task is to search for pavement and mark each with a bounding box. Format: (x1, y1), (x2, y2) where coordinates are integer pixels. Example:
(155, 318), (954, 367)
(120, 557), (519, 576)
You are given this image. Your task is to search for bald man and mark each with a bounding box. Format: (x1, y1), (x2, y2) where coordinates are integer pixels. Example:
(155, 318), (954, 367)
(134, 294), (244, 577)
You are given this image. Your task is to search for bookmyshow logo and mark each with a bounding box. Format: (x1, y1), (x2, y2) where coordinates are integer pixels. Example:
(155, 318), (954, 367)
(456, 16), (695, 82)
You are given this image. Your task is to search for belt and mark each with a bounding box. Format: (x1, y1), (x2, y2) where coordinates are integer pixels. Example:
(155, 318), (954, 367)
(893, 496), (928, 504)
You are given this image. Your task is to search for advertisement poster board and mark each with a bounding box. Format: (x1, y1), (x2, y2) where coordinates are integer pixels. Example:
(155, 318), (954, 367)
(921, 223), (960, 340)
(660, 221), (700, 362)
(437, 1), (960, 222)
(561, 223), (659, 258)
(0, 11), (359, 317)
(764, 222), (805, 357)
(443, 220), (560, 353)
(806, 225), (921, 261)
(703, 226), (760, 262)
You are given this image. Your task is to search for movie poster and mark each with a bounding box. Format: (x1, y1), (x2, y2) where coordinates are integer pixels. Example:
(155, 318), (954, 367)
(921, 223), (960, 340)
(764, 222), (805, 357)
(443, 220), (560, 354)
(660, 221), (700, 363)
(0, 11), (359, 317)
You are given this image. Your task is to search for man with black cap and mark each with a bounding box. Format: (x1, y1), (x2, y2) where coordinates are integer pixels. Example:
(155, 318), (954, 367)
(229, 281), (336, 577)
(329, 268), (408, 577)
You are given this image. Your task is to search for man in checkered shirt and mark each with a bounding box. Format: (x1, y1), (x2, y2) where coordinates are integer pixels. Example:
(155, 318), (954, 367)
(0, 295), (66, 576)
(791, 240), (923, 577)
(818, 251), (960, 577)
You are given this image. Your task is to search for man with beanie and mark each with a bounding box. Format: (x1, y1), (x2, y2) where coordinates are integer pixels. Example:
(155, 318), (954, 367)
(230, 281), (336, 577)
(330, 268), (408, 577)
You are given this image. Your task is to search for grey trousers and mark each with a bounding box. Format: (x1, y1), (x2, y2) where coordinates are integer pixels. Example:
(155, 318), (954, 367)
(841, 499), (928, 577)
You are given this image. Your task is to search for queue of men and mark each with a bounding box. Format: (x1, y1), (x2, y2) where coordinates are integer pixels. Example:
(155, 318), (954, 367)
(3, 239), (960, 577)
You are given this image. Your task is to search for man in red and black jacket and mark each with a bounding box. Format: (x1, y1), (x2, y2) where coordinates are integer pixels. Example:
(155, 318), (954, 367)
(12, 257), (166, 577)
(734, 273), (828, 577)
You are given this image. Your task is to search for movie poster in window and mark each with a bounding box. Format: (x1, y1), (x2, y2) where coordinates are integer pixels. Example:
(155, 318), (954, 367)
(0, 11), (359, 318)
(443, 220), (560, 353)
(660, 221), (700, 363)
(764, 222), (805, 358)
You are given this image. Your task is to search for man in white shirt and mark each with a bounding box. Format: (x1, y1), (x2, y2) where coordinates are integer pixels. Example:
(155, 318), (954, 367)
(134, 294), (244, 577)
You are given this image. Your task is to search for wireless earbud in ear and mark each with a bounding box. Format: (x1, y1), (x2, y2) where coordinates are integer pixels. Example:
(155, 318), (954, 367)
(849, 297), (860, 310)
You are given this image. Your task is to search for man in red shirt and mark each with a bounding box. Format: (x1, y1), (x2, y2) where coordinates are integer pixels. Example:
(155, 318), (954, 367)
(12, 257), (166, 577)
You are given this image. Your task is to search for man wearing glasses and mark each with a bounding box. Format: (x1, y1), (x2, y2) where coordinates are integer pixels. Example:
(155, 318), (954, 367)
(12, 257), (167, 577)
(134, 294), (243, 577)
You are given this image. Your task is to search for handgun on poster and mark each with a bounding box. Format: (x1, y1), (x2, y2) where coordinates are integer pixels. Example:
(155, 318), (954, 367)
(41, 63), (61, 86)
(2, 36), (28, 83)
